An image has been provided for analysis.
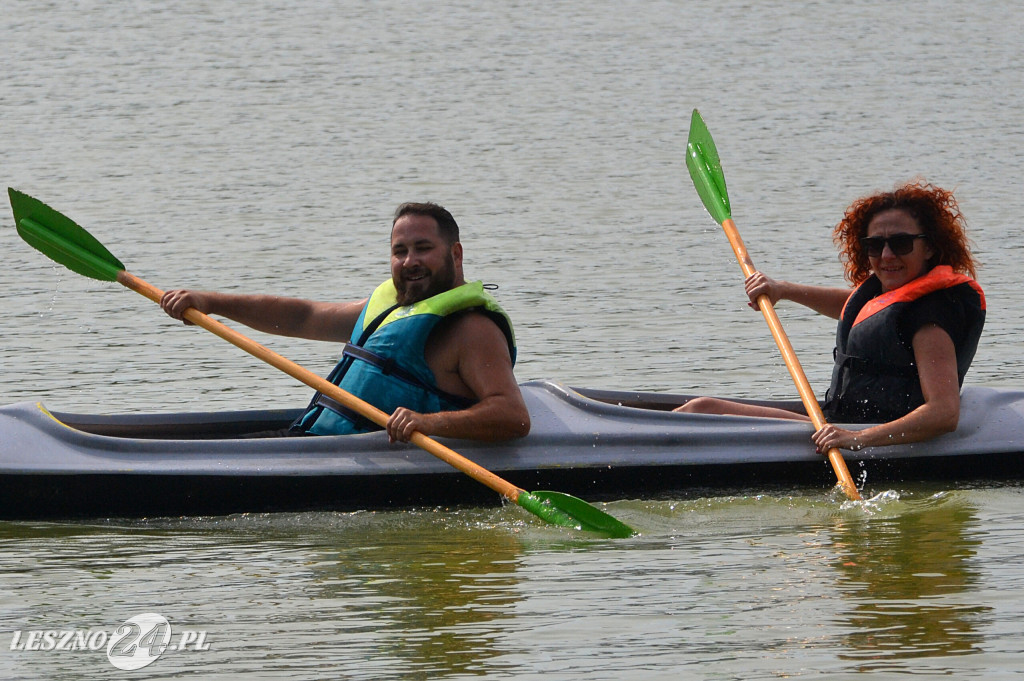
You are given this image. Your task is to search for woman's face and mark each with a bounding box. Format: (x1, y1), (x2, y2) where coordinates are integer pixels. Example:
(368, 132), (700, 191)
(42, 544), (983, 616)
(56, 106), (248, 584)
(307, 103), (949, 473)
(864, 209), (934, 292)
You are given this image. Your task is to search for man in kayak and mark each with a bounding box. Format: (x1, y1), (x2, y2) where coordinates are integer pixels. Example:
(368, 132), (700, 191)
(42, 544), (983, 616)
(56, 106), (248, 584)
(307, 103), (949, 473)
(676, 181), (985, 452)
(160, 202), (530, 443)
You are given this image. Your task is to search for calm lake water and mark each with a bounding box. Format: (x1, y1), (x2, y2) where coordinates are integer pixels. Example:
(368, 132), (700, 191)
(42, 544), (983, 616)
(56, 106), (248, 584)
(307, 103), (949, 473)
(3, 0), (1024, 678)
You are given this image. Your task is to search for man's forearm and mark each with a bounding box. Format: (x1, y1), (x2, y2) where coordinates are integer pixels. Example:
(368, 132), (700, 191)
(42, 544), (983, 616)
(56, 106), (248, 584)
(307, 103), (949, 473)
(204, 293), (315, 337)
(418, 397), (531, 442)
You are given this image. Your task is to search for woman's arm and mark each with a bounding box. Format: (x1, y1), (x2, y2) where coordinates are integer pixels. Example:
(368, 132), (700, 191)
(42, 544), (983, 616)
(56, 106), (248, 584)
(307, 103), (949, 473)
(745, 272), (852, 320)
(811, 323), (961, 450)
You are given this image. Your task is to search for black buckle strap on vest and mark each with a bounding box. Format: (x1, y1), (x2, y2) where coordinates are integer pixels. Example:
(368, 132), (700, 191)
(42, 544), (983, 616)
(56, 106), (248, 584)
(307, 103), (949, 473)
(834, 350), (918, 378)
(345, 344), (400, 377)
(312, 394), (384, 432)
(344, 345), (416, 383)
(306, 345), (475, 432)
(341, 344), (476, 409)
(825, 349), (919, 420)
(290, 303), (404, 434)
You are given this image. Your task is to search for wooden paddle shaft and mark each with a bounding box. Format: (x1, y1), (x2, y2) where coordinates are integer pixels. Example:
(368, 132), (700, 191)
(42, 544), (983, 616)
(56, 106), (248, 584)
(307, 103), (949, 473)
(719, 219), (861, 500)
(115, 270), (526, 502)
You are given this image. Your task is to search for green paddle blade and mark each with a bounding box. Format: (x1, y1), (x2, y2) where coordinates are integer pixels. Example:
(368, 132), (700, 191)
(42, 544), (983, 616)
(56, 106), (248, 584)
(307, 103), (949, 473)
(518, 490), (636, 538)
(685, 109), (732, 224)
(8, 188), (125, 282)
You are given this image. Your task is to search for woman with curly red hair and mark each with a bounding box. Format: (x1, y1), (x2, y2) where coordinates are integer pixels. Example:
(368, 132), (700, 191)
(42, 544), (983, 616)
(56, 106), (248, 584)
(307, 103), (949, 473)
(677, 180), (986, 452)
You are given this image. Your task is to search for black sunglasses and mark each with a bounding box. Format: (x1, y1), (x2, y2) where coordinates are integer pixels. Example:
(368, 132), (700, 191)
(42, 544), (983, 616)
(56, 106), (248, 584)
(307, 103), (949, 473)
(859, 233), (927, 257)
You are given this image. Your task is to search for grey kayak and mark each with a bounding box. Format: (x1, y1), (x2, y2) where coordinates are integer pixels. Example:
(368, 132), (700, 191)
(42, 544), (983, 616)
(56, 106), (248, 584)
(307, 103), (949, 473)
(2, 380), (1023, 519)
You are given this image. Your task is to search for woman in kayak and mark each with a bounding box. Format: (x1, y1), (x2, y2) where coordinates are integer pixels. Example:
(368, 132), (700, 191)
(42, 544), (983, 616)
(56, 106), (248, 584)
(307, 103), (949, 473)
(676, 180), (985, 452)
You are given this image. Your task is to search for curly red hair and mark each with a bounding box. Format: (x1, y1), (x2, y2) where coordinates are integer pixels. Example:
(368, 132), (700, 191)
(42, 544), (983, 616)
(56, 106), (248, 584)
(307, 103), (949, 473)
(833, 180), (978, 284)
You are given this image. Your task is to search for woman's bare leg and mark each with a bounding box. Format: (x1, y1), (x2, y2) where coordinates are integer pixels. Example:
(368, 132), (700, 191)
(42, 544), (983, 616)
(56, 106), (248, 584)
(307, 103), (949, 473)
(673, 396), (810, 421)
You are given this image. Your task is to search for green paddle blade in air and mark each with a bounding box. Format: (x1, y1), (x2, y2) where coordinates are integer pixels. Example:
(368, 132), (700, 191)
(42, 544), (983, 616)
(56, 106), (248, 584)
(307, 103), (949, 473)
(518, 490), (636, 538)
(685, 109), (732, 224)
(8, 188), (125, 282)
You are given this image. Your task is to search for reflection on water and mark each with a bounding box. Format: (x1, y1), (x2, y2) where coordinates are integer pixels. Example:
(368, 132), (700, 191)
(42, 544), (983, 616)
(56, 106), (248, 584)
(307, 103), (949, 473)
(2, 492), (1023, 678)
(0, 510), (531, 678)
(303, 517), (523, 677)
(831, 493), (988, 665)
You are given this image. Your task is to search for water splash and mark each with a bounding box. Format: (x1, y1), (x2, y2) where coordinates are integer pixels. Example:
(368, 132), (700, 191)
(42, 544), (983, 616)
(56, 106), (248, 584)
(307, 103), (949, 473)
(840, 488), (901, 514)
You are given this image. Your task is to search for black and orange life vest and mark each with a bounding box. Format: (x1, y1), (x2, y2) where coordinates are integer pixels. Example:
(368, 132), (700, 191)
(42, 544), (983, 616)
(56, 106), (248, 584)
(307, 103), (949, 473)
(823, 265), (985, 423)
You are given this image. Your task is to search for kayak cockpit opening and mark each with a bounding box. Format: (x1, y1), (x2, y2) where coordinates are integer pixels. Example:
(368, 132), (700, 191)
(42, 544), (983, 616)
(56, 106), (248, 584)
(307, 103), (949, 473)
(45, 406), (303, 441)
(569, 386), (809, 415)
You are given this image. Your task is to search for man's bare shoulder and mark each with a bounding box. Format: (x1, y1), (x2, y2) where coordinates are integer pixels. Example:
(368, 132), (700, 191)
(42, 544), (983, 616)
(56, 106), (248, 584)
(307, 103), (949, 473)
(445, 309), (508, 341)
(427, 309), (512, 362)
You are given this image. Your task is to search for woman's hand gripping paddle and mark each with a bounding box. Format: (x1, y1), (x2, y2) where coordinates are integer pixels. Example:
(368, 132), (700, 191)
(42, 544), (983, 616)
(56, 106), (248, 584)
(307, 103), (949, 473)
(683, 111), (861, 501)
(8, 188), (637, 537)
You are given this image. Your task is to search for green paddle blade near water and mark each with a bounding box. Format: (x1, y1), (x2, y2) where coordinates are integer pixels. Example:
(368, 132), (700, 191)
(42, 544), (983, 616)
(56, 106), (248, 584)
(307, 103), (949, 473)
(522, 490), (636, 538)
(685, 109), (731, 223)
(8, 188), (124, 281)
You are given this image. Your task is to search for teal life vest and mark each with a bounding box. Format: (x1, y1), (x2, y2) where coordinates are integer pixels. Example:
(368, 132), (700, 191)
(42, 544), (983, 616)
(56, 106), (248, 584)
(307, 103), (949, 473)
(824, 266), (985, 423)
(292, 280), (516, 435)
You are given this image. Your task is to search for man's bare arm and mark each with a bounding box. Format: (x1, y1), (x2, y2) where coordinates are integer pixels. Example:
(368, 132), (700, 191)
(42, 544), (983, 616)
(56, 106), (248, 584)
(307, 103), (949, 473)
(160, 290), (366, 343)
(386, 314), (530, 442)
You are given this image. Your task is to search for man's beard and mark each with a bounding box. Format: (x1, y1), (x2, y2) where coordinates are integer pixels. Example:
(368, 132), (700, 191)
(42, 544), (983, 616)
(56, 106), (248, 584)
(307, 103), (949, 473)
(394, 252), (457, 306)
